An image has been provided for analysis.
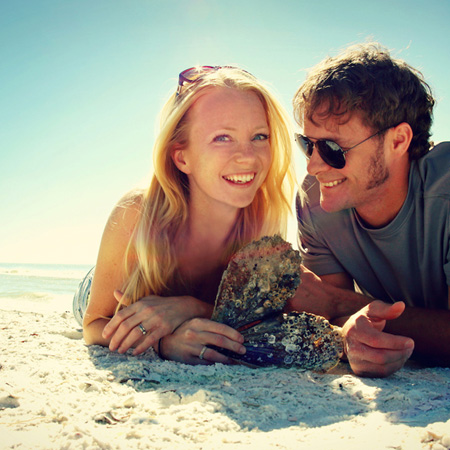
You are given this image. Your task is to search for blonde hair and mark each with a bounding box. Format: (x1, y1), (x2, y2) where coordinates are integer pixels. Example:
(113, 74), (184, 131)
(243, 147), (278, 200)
(122, 67), (296, 303)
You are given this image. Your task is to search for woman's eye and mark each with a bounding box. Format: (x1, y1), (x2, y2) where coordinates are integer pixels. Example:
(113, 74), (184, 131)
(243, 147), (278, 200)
(253, 133), (269, 141)
(213, 135), (231, 142)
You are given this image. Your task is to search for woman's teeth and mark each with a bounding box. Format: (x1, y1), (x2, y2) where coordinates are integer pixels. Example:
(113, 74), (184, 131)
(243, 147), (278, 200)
(224, 174), (255, 184)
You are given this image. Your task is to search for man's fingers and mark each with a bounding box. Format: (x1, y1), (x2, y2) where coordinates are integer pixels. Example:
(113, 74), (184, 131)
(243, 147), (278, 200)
(345, 323), (415, 377)
(351, 316), (414, 351)
(366, 300), (406, 321)
(350, 358), (407, 378)
(346, 334), (414, 363)
(347, 341), (414, 377)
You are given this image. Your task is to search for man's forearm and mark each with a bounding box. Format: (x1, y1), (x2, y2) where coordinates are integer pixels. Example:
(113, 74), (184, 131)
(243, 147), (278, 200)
(384, 307), (450, 366)
(290, 267), (450, 367)
(322, 288), (450, 367)
(287, 268), (371, 320)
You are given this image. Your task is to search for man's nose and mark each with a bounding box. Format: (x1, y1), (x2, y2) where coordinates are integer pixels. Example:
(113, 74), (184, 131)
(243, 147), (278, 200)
(306, 144), (330, 176)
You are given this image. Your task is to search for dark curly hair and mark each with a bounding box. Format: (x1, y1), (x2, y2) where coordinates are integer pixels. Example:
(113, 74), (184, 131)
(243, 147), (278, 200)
(293, 43), (435, 159)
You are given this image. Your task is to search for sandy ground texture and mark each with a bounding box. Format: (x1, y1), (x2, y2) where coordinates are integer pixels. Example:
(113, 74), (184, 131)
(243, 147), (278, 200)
(1, 308), (450, 450)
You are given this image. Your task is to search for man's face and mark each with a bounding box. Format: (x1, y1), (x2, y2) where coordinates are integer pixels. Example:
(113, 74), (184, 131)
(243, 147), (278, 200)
(303, 110), (393, 225)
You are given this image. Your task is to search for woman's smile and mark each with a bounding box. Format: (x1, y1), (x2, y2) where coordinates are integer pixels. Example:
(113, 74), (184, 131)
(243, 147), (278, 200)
(223, 172), (256, 185)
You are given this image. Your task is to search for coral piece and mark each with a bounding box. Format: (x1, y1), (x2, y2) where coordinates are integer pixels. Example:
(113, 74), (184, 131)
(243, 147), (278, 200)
(211, 235), (343, 371)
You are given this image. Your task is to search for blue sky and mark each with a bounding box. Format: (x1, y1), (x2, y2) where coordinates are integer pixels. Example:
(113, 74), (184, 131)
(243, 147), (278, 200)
(1, 0), (449, 264)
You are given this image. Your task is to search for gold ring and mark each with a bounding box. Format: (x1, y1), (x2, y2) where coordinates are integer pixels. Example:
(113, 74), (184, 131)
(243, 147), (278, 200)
(138, 323), (147, 335)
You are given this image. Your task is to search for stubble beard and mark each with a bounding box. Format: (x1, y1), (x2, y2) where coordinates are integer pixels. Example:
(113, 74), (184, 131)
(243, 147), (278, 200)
(365, 140), (390, 191)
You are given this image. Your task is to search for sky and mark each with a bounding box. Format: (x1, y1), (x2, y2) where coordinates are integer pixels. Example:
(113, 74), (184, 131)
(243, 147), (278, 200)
(1, 0), (449, 265)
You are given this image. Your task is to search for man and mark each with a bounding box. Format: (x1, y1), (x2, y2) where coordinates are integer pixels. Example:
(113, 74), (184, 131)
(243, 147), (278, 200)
(290, 42), (450, 377)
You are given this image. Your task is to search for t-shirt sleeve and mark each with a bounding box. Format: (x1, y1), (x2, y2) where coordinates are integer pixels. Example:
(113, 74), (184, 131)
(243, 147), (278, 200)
(296, 191), (346, 276)
(444, 201), (450, 288)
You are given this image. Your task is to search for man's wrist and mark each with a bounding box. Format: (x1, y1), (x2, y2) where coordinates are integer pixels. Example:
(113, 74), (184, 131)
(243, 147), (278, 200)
(328, 285), (371, 319)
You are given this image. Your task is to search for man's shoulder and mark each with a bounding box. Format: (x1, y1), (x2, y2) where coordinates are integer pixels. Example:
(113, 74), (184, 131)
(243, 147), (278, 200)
(415, 142), (450, 197)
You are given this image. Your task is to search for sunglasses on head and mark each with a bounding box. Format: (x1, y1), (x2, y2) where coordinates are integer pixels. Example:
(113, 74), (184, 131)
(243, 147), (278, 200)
(176, 65), (251, 97)
(294, 127), (393, 169)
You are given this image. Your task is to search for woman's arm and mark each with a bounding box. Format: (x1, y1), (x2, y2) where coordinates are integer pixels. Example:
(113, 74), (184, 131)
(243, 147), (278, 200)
(82, 190), (219, 356)
(82, 190), (143, 346)
(102, 291), (214, 355)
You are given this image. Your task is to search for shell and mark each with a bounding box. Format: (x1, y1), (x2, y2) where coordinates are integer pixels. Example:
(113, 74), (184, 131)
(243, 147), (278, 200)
(211, 235), (302, 328)
(216, 311), (343, 371)
(211, 235), (343, 371)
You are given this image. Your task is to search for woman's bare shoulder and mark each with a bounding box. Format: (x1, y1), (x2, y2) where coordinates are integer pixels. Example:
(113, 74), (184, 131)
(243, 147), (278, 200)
(107, 188), (146, 233)
(96, 190), (144, 248)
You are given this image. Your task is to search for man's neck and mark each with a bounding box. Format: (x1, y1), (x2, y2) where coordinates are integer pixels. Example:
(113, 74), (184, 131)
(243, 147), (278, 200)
(356, 166), (410, 229)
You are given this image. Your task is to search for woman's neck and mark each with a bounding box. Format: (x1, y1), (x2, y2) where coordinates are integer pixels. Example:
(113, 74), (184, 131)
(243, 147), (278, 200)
(187, 202), (239, 249)
(173, 205), (240, 303)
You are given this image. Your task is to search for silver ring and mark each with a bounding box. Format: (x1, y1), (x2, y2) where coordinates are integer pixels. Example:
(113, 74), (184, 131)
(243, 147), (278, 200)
(199, 346), (208, 360)
(138, 323), (147, 335)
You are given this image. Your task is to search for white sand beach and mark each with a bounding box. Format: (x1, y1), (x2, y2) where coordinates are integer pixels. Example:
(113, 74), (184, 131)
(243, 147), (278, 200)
(1, 307), (450, 450)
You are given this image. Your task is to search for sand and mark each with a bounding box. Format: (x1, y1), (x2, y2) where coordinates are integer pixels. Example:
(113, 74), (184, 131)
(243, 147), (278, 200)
(1, 308), (449, 450)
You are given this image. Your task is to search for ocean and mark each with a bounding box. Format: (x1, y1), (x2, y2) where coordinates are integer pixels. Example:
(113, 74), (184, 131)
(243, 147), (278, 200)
(0, 262), (93, 314)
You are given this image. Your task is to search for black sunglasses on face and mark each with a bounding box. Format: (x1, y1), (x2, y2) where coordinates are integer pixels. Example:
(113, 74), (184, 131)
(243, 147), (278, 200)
(294, 127), (392, 169)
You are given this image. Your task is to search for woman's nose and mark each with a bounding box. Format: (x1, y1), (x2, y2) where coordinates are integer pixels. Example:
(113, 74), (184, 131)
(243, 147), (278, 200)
(234, 142), (256, 162)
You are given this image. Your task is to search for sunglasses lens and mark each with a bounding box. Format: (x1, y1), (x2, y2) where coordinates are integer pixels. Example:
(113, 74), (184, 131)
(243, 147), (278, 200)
(179, 66), (216, 84)
(177, 66), (217, 97)
(295, 135), (313, 157)
(316, 141), (346, 169)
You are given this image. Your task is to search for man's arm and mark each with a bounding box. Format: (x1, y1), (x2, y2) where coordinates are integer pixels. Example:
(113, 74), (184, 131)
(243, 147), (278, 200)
(288, 266), (450, 376)
(287, 266), (370, 320)
(383, 287), (450, 367)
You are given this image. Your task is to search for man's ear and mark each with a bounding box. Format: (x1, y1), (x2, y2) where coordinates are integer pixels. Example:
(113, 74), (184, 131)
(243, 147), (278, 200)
(391, 122), (413, 157)
(171, 144), (191, 175)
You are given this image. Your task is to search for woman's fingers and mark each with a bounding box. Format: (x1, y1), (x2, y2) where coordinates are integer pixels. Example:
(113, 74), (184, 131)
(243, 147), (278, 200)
(102, 300), (247, 362)
(131, 326), (172, 356)
(102, 299), (135, 340)
(194, 345), (231, 365)
(103, 296), (169, 353)
(161, 318), (246, 364)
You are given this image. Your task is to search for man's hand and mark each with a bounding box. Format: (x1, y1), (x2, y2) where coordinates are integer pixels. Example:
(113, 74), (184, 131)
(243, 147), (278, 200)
(342, 301), (415, 377)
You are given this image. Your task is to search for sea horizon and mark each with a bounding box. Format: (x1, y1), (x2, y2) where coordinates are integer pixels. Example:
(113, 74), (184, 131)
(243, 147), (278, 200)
(0, 261), (93, 315)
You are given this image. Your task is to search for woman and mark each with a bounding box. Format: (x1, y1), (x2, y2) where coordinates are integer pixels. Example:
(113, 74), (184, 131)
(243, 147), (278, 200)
(77, 66), (295, 364)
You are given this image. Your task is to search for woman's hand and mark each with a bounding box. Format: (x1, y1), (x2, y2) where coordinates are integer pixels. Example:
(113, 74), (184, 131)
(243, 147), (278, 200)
(159, 317), (247, 364)
(102, 292), (213, 356)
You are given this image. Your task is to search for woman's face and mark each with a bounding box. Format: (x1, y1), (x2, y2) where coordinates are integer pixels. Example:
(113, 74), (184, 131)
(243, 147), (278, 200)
(172, 86), (271, 217)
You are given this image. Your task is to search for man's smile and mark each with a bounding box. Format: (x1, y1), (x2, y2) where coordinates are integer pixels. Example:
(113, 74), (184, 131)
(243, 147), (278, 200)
(321, 179), (345, 188)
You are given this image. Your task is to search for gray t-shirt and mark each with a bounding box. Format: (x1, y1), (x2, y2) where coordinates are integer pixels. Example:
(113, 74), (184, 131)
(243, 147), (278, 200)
(297, 142), (450, 310)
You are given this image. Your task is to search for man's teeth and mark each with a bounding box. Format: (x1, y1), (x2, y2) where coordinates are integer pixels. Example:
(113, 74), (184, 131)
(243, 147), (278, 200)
(322, 179), (344, 187)
(224, 174), (255, 184)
